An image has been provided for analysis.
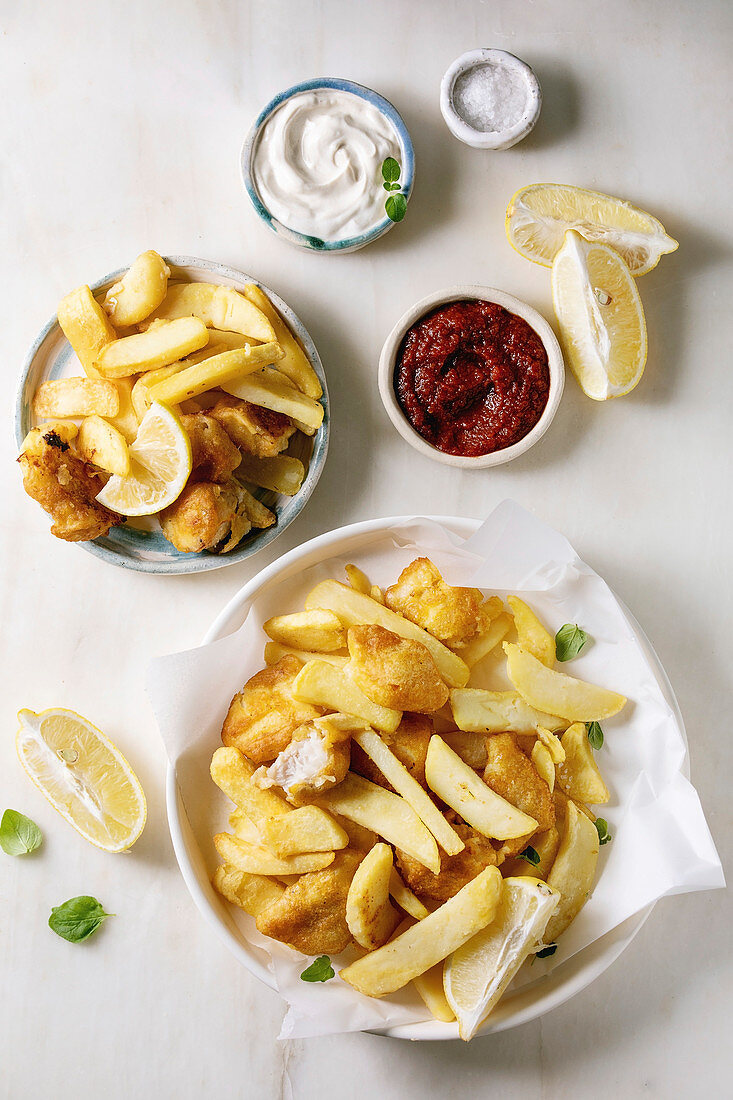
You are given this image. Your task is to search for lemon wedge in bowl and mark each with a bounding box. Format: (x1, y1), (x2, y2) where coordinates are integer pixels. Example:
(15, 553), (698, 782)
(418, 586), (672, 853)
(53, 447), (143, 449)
(444, 877), (559, 1041)
(551, 230), (648, 401)
(16, 708), (146, 852)
(506, 183), (678, 276)
(96, 401), (191, 516)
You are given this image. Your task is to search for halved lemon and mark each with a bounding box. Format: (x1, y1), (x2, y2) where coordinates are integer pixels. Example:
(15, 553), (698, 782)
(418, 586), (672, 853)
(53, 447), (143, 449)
(16, 708), (147, 852)
(96, 401), (191, 516)
(552, 230), (647, 401)
(506, 183), (678, 276)
(444, 877), (559, 1041)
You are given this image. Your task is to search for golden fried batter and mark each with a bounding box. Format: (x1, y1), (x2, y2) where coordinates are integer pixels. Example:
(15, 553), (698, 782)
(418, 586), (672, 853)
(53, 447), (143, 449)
(18, 427), (123, 542)
(385, 558), (484, 648)
(221, 656), (323, 765)
(483, 733), (555, 833)
(181, 413), (242, 484)
(160, 479), (251, 553)
(347, 625), (449, 713)
(395, 817), (499, 907)
(351, 713), (433, 791)
(255, 718), (351, 804)
(210, 394), (296, 458)
(256, 849), (362, 955)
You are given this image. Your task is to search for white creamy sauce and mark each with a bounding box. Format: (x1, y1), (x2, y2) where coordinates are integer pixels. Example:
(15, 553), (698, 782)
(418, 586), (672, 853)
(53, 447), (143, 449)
(252, 89), (401, 242)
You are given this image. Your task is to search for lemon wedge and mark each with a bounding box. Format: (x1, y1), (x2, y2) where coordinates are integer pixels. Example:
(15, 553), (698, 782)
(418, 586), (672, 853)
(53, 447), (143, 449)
(16, 708), (146, 853)
(551, 230), (647, 400)
(96, 401), (191, 516)
(506, 183), (678, 276)
(444, 877), (559, 1040)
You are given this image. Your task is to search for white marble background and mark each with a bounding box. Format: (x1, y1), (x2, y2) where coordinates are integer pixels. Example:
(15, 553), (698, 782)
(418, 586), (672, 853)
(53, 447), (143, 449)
(1, 1), (730, 1097)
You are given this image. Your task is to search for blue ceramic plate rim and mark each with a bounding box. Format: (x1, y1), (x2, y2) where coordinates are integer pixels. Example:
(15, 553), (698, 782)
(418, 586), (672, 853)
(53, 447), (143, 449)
(14, 255), (330, 575)
(240, 77), (415, 253)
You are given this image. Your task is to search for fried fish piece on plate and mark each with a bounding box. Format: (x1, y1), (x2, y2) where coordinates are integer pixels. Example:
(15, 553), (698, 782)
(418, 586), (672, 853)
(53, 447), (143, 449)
(159, 478), (252, 553)
(254, 716), (351, 804)
(209, 394), (296, 458)
(347, 625), (449, 713)
(483, 732), (555, 858)
(351, 713), (433, 791)
(395, 816), (499, 908)
(221, 655), (323, 765)
(384, 558), (485, 648)
(181, 412), (241, 484)
(18, 426), (123, 541)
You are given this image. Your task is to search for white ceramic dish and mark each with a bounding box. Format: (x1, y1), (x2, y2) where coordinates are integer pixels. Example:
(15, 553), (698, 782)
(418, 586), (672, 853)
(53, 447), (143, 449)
(166, 514), (688, 1040)
(440, 49), (542, 150)
(378, 287), (564, 469)
(15, 256), (330, 574)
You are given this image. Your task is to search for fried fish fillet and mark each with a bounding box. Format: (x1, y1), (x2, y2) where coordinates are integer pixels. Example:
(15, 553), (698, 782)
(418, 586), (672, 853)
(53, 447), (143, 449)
(159, 478), (252, 553)
(221, 655), (323, 764)
(254, 717), (351, 804)
(181, 412), (242, 484)
(255, 849), (363, 955)
(350, 713), (433, 791)
(483, 733), (555, 834)
(347, 625), (449, 713)
(210, 394), (295, 458)
(384, 558), (484, 648)
(18, 427), (123, 542)
(395, 817), (499, 908)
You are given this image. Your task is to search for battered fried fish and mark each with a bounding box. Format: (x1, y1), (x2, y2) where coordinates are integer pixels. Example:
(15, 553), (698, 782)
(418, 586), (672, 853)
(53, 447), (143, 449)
(483, 733), (555, 833)
(181, 412), (242, 484)
(384, 558), (484, 648)
(350, 713), (433, 791)
(221, 656), (323, 765)
(395, 817), (499, 908)
(347, 625), (449, 713)
(210, 394), (296, 458)
(254, 717), (351, 804)
(18, 427), (123, 542)
(159, 478), (274, 554)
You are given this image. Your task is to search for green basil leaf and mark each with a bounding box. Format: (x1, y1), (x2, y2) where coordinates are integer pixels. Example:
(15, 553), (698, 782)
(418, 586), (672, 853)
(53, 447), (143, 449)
(587, 721), (604, 750)
(536, 943), (557, 959)
(0, 809), (43, 856)
(49, 896), (111, 943)
(555, 623), (590, 661)
(300, 954), (334, 983)
(595, 818), (612, 846)
(520, 845), (540, 866)
(385, 193), (407, 222)
(381, 156), (401, 184)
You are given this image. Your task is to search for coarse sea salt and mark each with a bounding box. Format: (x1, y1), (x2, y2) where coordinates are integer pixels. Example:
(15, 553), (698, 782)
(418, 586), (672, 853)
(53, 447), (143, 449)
(452, 62), (529, 133)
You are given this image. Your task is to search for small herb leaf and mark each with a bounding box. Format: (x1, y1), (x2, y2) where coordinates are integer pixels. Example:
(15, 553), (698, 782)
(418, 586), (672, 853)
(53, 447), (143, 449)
(595, 818), (612, 845)
(0, 809), (43, 856)
(381, 156), (401, 184)
(385, 193), (407, 222)
(520, 845), (541, 866)
(300, 955), (334, 983)
(536, 943), (558, 959)
(587, 721), (604, 750)
(555, 624), (590, 662)
(49, 896), (111, 943)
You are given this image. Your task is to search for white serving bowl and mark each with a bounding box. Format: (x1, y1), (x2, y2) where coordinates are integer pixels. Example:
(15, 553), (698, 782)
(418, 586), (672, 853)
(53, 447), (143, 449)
(378, 286), (564, 469)
(166, 514), (688, 1041)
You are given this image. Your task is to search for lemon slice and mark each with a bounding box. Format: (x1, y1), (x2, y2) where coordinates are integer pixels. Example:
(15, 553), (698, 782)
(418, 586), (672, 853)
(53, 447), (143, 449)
(16, 708), (146, 853)
(506, 183), (678, 276)
(96, 401), (191, 516)
(551, 230), (647, 400)
(444, 877), (559, 1040)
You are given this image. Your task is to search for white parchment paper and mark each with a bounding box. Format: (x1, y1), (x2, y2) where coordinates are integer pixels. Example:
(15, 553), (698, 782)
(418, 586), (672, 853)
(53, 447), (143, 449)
(146, 502), (724, 1038)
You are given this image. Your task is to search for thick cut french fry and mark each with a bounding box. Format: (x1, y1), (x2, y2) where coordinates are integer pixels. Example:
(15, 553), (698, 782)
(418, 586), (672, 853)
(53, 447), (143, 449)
(238, 485), (276, 530)
(536, 726), (566, 763)
(210, 746), (290, 825)
(103, 250), (170, 327)
(150, 343), (283, 405)
(229, 810), (262, 845)
(77, 415), (131, 476)
(531, 740), (555, 793)
(243, 283), (323, 398)
(450, 688), (568, 734)
(318, 773), (440, 873)
(354, 729), (464, 856)
(555, 723), (610, 804)
(237, 453), (305, 496)
(545, 800), (600, 942)
(149, 282), (276, 342)
(214, 832), (334, 875)
(212, 864), (284, 917)
(458, 611), (513, 667)
(340, 866), (502, 997)
(264, 641), (347, 668)
(425, 736), (538, 840)
(260, 806), (349, 857)
(223, 370), (324, 435)
(106, 379), (140, 442)
(95, 316), (208, 377)
(504, 643), (627, 722)
(207, 329), (254, 350)
(264, 610), (345, 652)
(441, 731), (488, 770)
(345, 564), (371, 595)
(33, 377), (120, 419)
(305, 581), (470, 688)
(346, 843), (399, 950)
(57, 285), (117, 377)
(131, 363), (183, 420)
(414, 963), (455, 1022)
(292, 660), (402, 733)
(507, 596), (556, 667)
(502, 825), (561, 880)
(388, 868), (430, 920)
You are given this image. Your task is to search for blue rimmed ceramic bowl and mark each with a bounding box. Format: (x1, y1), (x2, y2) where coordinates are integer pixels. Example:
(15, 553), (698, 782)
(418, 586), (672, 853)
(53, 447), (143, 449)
(14, 256), (330, 574)
(241, 78), (415, 254)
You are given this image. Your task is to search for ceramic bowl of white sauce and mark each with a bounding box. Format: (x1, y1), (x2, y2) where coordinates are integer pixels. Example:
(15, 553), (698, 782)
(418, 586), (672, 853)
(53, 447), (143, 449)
(441, 49), (541, 150)
(242, 78), (414, 253)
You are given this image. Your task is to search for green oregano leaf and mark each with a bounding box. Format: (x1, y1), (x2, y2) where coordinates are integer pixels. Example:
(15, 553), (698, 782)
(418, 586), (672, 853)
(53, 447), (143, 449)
(381, 156), (401, 184)
(49, 896), (111, 943)
(0, 809), (43, 856)
(555, 623), (590, 662)
(587, 721), (604, 750)
(385, 193), (407, 222)
(519, 845), (540, 866)
(300, 955), (334, 983)
(595, 818), (612, 846)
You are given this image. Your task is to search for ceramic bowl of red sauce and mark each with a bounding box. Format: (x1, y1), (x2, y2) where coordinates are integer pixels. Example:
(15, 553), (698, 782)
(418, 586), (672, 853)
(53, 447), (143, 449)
(378, 286), (564, 468)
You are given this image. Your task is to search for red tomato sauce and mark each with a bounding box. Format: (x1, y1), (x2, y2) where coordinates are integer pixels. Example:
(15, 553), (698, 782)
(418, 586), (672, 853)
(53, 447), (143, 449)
(394, 299), (551, 457)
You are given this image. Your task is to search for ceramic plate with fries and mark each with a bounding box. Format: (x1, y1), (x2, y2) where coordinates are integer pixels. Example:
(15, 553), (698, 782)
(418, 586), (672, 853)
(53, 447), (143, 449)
(164, 515), (689, 1040)
(15, 255), (329, 573)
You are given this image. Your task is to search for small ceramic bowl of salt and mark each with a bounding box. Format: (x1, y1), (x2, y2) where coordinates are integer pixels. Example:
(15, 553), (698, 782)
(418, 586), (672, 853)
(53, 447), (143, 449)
(440, 49), (541, 150)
